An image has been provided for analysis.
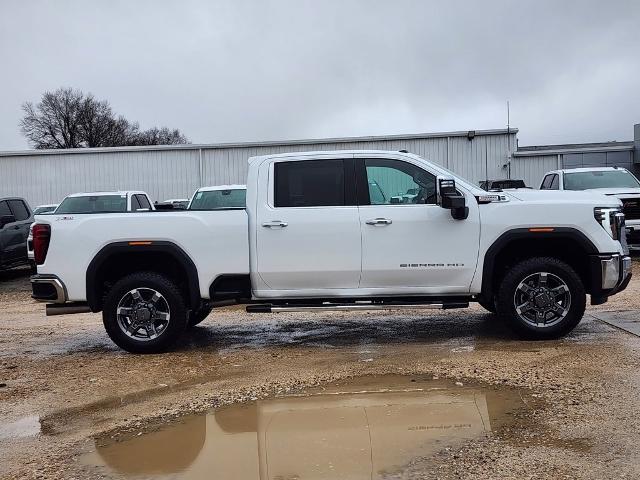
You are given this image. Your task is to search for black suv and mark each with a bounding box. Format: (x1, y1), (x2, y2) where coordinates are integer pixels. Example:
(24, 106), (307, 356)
(0, 197), (33, 271)
(479, 179), (528, 191)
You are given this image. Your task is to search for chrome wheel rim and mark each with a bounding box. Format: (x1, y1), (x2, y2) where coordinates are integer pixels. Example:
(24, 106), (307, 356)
(513, 272), (571, 328)
(116, 288), (171, 342)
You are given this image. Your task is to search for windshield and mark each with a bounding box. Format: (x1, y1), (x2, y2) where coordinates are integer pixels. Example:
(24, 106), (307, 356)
(189, 189), (246, 210)
(33, 206), (57, 214)
(56, 195), (127, 214)
(563, 170), (640, 190)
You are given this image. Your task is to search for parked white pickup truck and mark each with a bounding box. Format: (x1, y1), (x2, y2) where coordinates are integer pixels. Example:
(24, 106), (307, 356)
(31, 151), (632, 353)
(540, 167), (640, 249)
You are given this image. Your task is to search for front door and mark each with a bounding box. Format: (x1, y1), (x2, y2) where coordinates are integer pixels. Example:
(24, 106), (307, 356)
(255, 156), (361, 293)
(0, 199), (30, 266)
(356, 156), (480, 294)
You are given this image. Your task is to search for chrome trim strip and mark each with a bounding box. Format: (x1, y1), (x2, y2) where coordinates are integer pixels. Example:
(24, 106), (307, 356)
(270, 303), (445, 313)
(30, 277), (67, 303)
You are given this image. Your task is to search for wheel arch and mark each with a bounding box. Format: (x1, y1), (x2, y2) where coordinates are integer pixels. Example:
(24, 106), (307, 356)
(86, 241), (200, 312)
(480, 228), (599, 302)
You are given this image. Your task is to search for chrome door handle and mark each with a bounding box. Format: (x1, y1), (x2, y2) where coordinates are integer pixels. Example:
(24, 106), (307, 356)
(262, 220), (288, 228)
(365, 218), (392, 226)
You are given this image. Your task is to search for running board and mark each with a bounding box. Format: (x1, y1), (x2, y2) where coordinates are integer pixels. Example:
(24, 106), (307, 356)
(246, 301), (469, 313)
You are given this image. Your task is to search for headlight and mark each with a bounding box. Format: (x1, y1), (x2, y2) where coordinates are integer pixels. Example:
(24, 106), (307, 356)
(594, 207), (625, 241)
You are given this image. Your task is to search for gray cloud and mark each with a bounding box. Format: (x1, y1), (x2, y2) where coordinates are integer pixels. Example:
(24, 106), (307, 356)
(1, 0), (639, 150)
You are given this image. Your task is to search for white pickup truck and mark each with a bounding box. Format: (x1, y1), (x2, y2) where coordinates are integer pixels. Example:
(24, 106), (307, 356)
(540, 167), (640, 249)
(30, 150), (632, 353)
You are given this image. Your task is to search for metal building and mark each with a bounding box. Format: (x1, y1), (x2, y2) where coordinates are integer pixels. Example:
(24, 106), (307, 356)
(512, 141), (638, 187)
(0, 128), (517, 207)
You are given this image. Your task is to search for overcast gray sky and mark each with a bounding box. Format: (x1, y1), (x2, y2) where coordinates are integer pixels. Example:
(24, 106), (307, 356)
(1, 0), (639, 150)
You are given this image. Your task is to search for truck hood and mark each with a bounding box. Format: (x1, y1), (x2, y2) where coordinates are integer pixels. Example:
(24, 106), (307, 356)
(503, 189), (621, 206)
(578, 187), (640, 198)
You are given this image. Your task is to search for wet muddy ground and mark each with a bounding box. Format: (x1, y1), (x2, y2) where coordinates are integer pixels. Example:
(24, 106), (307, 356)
(1, 262), (640, 479)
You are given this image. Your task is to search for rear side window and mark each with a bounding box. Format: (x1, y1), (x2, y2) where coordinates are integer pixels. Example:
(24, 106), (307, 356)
(0, 201), (11, 216)
(274, 160), (346, 207)
(8, 200), (30, 221)
(540, 174), (554, 189)
(136, 195), (152, 210)
(130, 195), (141, 210)
(549, 174), (559, 190)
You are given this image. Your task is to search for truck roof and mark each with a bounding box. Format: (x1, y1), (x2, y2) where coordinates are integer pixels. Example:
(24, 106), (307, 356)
(549, 167), (629, 174)
(249, 149), (419, 162)
(195, 185), (246, 192)
(65, 191), (149, 197)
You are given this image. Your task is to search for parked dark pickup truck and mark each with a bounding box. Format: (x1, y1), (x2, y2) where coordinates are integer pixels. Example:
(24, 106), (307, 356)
(0, 197), (33, 271)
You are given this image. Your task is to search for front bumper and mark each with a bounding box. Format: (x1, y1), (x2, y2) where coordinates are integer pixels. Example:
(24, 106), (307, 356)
(30, 274), (67, 303)
(589, 254), (632, 304)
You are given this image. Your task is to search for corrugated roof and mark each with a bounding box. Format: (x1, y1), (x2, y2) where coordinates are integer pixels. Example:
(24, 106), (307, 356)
(0, 128), (517, 157)
(515, 141), (634, 156)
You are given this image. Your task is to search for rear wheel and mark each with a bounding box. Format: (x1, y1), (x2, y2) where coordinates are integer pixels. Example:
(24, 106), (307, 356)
(103, 272), (188, 353)
(496, 257), (585, 339)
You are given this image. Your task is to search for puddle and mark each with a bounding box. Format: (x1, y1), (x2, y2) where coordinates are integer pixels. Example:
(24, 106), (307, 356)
(83, 376), (526, 479)
(0, 415), (41, 440)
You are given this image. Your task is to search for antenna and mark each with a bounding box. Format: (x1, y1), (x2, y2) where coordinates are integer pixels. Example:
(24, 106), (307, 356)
(484, 136), (489, 189)
(506, 100), (511, 179)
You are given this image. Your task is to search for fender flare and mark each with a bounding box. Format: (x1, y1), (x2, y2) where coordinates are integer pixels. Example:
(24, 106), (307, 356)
(480, 227), (599, 300)
(86, 241), (200, 312)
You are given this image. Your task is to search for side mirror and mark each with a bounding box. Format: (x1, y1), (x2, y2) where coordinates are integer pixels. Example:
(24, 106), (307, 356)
(0, 215), (16, 229)
(437, 178), (468, 220)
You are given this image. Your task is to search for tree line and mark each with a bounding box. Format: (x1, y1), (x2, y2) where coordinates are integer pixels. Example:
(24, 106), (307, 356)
(20, 88), (189, 149)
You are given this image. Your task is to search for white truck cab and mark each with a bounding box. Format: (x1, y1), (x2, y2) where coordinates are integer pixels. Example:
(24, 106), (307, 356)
(541, 167), (640, 249)
(30, 151), (632, 353)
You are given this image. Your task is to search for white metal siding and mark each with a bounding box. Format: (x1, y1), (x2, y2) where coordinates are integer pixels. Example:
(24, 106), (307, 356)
(511, 155), (559, 188)
(0, 131), (516, 207)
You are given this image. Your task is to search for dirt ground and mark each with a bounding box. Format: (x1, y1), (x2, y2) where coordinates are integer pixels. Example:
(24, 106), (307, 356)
(1, 261), (640, 479)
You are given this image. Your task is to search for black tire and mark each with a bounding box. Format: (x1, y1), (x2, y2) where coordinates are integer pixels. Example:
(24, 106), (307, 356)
(187, 305), (213, 328)
(478, 297), (496, 314)
(496, 257), (586, 339)
(103, 272), (188, 353)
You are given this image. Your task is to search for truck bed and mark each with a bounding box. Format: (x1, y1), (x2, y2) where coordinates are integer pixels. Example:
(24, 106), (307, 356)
(36, 210), (249, 301)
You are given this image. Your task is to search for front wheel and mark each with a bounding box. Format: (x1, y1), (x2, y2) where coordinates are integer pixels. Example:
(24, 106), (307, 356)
(496, 257), (586, 339)
(103, 272), (188, 353)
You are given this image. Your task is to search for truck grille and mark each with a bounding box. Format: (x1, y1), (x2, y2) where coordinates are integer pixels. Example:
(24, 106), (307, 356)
(621, 198), (640, 220)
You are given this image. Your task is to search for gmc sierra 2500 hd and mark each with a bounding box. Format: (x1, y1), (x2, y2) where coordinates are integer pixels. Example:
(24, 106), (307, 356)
(30, 150), (632, 353)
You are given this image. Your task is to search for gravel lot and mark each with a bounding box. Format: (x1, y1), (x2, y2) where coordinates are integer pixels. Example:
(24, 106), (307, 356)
(1, 260), (640, 479)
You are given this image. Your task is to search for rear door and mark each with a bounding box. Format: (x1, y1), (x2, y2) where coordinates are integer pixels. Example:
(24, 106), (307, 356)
(355, 155), (480, 293)
(255, 155), (361, 292)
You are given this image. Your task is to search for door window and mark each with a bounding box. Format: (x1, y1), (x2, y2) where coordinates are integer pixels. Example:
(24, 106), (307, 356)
(549, 174), (559, 190)
(136, 195), (151, 210)
(130, 195), (141, 211)
(361, 159), (436, 205)
(7, 200), (29, 221)
(274, 159), (347, 207)
(0, 201), (11, 217)
(540, 174), (554, 189)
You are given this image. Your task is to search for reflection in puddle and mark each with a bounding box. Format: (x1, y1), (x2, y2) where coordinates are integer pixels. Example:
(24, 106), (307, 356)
(84, 376), (524, 479)
(0, 415), (41, 440)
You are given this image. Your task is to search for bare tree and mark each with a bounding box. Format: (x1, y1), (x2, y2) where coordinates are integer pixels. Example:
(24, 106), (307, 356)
(20, 88), (84, 149)
(20, 88), (189, 149)
(131, 127), (189, 146)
